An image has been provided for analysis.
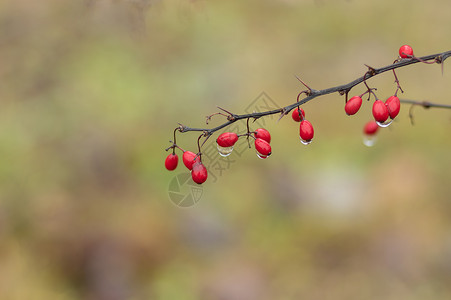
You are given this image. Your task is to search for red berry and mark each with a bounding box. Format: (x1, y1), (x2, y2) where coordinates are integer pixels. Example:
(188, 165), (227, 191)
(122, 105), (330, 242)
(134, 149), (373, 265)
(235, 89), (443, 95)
(372, 100), (389, 123)
(385, 95), (401, 119)
(299, 120), (314, 142)
(165, 153), (178, 171)
(254, 138), (271, 159)
(182, 151), (200, 171)
(217, 132), (238, 147)
(254, 128), (271, 143)
(191, 162), (208, 184)
(344, 96), (363, 116)
(363, 121), (379, 135)
(399, 45), (413, 58)
(291, 107), (305, 122)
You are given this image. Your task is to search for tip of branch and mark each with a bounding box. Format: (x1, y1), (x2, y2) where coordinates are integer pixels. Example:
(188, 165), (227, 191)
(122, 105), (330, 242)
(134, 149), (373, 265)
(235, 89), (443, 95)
(177, 123), (186, 132)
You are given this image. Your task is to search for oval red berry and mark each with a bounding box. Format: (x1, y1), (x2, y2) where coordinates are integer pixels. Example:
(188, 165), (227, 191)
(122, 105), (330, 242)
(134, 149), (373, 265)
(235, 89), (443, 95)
(345, 96), (363, 116)
(299, 120), (314, 142)
(165, 153), (178, 171)
(372, 100), (389, 123)
(254, 138), (271, 157)
(399, 45), (413, 58)
(182, 151), (200, 171)
(217, 132), (238, 147)
(191, 162), (208, 184)
(291, 107), (305, 122)
(363, 121), (379, 135)
(254, 128), (271, 143)
(385, 96), (401, 119)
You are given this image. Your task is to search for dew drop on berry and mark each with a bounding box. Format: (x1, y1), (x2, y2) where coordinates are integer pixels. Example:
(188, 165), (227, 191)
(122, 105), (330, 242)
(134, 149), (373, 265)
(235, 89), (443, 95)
(299, 138), (312, 145)
(376, 119), (393, 128)
(256, 151), (268, 159)
(363, 134), (377, 147)
(216, 143), (234, 157)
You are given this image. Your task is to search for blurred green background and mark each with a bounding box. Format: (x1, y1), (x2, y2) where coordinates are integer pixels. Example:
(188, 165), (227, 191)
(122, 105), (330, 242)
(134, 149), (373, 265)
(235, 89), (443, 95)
(1, 0), (451, 299)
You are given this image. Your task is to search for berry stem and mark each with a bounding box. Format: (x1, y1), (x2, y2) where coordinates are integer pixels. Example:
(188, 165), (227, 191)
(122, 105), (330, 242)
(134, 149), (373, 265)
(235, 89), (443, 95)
(165, 141), (185, 153)
(362, 70), (378, 101)
(295, 75), (314, 96)
(412, 55), (437, 65)
(172, 127), (179, 154)
(246, 118), (252, 148)
(165, 127), (184, 153)
(392, 68), (403, 96)
(359, 88), (377, 101)
(196, 133), (207, 161)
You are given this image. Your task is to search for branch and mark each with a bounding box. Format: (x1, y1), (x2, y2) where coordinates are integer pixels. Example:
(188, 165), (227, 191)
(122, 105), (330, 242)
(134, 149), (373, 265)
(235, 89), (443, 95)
(178, 50), (451, 136)
(166, 47), (451, 184)
(400, 98), (451, 125)
(400, 99), (451, 109)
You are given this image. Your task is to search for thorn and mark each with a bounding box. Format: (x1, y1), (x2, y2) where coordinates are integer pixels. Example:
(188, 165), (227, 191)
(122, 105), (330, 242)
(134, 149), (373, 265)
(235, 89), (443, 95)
(294, 75), (313, 93)
(364, 64), (376, 76)
(217, 106), (233, 115)
(277, 109), (286, 122)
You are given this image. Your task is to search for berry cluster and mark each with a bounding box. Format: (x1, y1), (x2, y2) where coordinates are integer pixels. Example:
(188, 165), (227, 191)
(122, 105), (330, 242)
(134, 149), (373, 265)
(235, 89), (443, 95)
(343, 45), (412, 143)
(345, 93), (401, 142)
(253, 128), (272, 159)
(165, 44), (449, 184)
(164, 149), (207, 184)
(165, 125), (275, 184)
(291, 107), (314, 144)
(165, 105), (317, 185)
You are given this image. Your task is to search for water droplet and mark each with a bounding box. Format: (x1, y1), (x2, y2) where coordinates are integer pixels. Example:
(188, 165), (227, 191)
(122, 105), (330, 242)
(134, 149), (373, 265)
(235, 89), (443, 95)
(300, 137), (312, 145)
(363, 134), (377, 147)
(217, 143), (234, 157)
(256, 151), (268, 159)
(376, 119), (393, 128)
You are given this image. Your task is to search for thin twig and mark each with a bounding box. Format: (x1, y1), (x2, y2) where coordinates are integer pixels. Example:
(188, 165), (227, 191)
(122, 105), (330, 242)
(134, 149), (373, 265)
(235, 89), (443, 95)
(400, 99), (451, 126)
(400, 99), (451, 109)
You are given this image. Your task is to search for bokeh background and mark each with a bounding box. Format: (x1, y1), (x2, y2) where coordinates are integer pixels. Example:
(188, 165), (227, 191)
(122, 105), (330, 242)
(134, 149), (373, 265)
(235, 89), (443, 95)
(1, 0), (451, 299)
